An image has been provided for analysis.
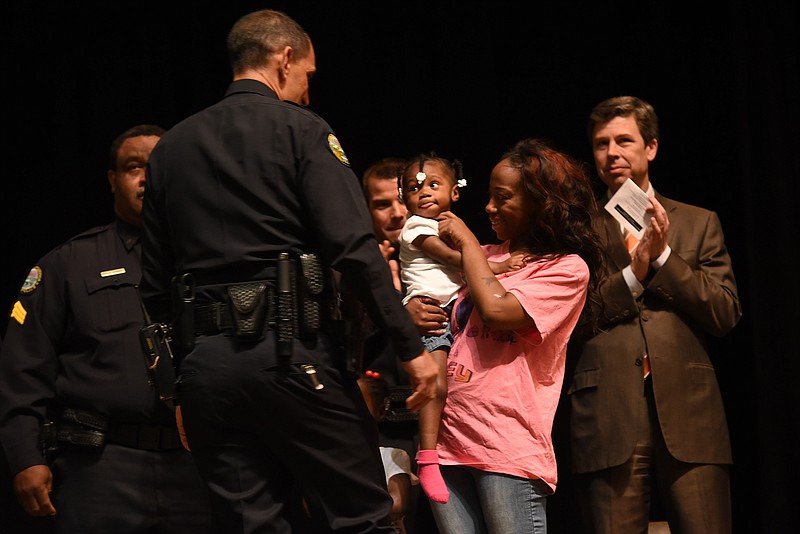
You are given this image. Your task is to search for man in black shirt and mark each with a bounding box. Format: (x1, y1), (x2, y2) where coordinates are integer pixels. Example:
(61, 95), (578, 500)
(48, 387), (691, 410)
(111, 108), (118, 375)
(140, 10), (437, 533)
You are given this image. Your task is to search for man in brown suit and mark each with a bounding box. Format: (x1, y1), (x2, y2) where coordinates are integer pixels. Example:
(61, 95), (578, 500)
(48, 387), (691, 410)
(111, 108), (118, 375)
(568, 96), (742, 533)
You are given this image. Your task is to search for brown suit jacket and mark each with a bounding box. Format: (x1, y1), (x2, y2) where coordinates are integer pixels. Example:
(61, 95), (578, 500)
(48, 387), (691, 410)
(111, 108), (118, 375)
(568, 191), (742, 473)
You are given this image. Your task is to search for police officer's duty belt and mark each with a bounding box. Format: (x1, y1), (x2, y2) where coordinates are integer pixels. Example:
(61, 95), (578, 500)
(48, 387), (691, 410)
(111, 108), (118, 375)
(189, 254), (325, 347)
(56, 408), (183, 451)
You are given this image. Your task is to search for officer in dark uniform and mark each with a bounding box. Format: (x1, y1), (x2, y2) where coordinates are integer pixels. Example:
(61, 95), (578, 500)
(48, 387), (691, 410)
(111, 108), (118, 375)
(140, 9), (438, 534)
(0, 125), (213, 533)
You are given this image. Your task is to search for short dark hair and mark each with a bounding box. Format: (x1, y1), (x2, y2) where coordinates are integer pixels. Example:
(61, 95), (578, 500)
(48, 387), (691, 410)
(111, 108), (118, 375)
(227, 9), (311, 74)
(361, 157), (406, 199)
(587, 96), (659, 145)
(108, 124), (165, 171)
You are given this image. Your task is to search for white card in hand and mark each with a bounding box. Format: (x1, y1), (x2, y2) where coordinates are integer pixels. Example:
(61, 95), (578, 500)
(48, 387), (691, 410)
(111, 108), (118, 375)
(604, 178), (651, 239)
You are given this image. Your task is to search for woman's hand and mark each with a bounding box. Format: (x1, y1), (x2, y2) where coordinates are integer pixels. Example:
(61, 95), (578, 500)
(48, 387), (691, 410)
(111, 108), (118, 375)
(440, 211), (536, 331)
(437, 211), (479, 251)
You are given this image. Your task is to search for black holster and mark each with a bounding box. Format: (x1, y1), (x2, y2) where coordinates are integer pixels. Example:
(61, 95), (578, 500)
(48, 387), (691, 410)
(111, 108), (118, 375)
(139, 321), (177, 405)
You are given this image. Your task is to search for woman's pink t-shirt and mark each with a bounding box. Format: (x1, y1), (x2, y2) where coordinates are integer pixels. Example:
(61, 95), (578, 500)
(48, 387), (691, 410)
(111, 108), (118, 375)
(437, 242), (589, 493)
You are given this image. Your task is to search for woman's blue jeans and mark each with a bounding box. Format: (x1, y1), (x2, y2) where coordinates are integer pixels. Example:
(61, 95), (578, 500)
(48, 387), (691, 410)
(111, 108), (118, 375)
(429, 465), (549, 533)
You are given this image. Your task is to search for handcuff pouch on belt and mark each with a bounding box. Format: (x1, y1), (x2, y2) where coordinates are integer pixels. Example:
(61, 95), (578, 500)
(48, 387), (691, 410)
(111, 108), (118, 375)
(227, 282), (273, 341)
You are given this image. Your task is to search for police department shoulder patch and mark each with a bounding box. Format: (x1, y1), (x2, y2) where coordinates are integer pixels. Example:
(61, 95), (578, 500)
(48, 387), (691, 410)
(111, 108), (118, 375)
(21, 266), (42, 294)
(327, 133), (350, 167)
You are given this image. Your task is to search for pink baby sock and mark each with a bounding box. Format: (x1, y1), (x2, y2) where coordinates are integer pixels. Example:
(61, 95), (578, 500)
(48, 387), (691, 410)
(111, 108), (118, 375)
(416, 449), (449, 503)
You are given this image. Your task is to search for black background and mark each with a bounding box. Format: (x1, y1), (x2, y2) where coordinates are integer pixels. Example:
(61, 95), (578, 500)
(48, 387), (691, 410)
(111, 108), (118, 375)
(1, 1), (798, 532)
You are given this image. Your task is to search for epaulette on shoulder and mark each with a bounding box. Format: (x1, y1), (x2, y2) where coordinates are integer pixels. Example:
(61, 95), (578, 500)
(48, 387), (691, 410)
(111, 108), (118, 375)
(285, 99), (323, 121)
(67, 223), (111, 243)
(41, 223), (110, 259)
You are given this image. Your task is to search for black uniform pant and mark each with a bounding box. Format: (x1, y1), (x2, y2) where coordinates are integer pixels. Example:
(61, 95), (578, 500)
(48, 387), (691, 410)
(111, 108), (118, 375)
(179, 333), (395, 534)
(575, 377), (732, 534)
(51, 443), (213, 533)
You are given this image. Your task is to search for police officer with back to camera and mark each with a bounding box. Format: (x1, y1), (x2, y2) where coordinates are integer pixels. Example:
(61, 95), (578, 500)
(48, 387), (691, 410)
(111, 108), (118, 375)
(0, 124), (213, 533)
(139, 9), (438, 533)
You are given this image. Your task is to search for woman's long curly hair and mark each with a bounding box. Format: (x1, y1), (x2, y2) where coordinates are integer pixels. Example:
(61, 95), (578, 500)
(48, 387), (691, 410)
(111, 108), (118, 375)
(501, 138), (605, 334)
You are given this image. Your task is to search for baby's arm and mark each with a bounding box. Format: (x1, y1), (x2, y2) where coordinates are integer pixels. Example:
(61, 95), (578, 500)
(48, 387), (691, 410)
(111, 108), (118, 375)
(413, 234), (462, 269)
(489, 253), (528, 274)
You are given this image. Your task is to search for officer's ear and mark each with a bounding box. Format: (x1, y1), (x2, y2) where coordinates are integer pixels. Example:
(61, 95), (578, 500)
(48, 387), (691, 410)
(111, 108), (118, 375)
(108, 169), (117, 194)
(278, 45), (292, 82)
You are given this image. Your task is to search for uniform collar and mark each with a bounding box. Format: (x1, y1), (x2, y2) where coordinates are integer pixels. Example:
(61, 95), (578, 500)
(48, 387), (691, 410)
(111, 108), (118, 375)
(115, 218), (141, 251)
(224, 79), (279, 100)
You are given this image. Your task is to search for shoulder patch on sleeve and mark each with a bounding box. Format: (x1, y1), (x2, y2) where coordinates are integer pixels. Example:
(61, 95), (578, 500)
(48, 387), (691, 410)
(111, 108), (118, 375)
(327, 133), (350, 167)
(20, 266), (42, 294)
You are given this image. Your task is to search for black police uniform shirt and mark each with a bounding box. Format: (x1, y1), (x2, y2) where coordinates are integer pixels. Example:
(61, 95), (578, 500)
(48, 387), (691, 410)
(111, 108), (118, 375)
(0, 219), (175, 475)
(141, 79), (423, 363)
